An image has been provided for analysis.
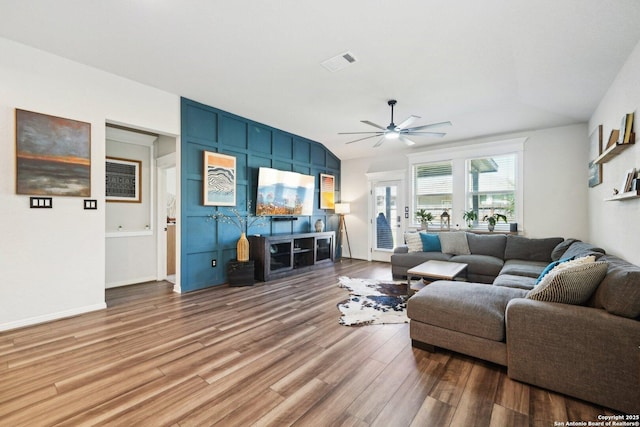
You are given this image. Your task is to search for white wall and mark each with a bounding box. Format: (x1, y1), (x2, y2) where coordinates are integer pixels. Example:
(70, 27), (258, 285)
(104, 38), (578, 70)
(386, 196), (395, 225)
(341, 124), (589, 260)
(340, 156), (375, 259)
(589, 39), (640, 266)
(0, 38), (180, 330)
(105, 235), (158, 288)
(523, 125), (589, 239)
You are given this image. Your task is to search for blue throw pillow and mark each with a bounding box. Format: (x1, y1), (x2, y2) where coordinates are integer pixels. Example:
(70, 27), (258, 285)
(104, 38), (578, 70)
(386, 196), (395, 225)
(535, 256), (575, 285)
(419, 232), (441, 252)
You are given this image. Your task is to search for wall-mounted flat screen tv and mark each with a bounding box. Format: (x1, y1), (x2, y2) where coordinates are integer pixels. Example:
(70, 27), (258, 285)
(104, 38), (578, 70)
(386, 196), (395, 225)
(256, 167), (315, 216)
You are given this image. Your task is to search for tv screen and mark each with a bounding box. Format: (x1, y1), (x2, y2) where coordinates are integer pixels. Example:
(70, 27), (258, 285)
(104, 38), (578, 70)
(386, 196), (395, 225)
(256, 167), (315, 216)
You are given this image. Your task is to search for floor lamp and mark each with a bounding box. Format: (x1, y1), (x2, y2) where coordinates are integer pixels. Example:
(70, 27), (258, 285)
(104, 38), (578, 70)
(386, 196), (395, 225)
(335, 203), (352, 260)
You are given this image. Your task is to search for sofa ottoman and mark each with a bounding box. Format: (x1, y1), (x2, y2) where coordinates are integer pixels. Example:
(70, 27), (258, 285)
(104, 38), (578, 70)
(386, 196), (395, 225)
(407, 281), (527, 366)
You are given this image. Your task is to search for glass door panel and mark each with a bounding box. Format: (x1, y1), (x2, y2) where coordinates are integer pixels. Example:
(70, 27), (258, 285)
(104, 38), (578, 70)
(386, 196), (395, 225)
(373, 181), (401, 251)
(269, 242), (292, 271)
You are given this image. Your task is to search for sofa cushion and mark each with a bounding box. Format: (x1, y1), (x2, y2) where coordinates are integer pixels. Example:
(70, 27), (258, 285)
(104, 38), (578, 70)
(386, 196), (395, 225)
(560, 241), (606, 260)
(591, 254), (640, 318)
(527, 261), (608, 305)
(439, 231), (470, 255)
(504, 235), (564, 262)
(450, 254), (503, 278)
(419, 232), (441, 252)
(535, 256), (575, 284)
(404, 232), (422, 252)
(466, 233), (507, 259)
(545, 254), (595, 271)
(551, 238), (580, 261)
(493, 274), (536, 290)
(499, 259), (548, 278)
(391, 251), (454, 269)
(408, 281), (527, 341)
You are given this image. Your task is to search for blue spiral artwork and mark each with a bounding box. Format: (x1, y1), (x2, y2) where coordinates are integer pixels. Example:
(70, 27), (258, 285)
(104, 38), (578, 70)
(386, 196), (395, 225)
(203, 151), (236, 206)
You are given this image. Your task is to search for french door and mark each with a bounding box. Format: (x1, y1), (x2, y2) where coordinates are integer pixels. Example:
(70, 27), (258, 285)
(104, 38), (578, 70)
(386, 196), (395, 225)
(371, 180), (403, 262)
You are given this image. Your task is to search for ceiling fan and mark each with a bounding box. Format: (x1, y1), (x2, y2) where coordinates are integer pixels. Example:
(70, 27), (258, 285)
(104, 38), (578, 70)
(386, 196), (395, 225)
(339, 100), (452, 147)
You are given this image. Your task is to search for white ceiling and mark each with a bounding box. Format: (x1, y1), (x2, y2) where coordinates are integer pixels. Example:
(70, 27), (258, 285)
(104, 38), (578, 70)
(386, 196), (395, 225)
(1, 1), (640, 160)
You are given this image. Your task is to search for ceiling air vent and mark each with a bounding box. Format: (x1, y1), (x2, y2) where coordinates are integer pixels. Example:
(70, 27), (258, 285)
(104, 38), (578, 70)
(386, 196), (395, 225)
(321, 51), (357, 72)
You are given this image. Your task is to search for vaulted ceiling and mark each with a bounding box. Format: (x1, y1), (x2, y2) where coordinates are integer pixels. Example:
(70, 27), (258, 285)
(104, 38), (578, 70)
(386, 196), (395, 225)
(1, 1), (640, 159)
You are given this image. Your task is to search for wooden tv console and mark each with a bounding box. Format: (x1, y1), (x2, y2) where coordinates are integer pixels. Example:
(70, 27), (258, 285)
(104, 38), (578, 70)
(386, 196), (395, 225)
(249, 231), (335, 281)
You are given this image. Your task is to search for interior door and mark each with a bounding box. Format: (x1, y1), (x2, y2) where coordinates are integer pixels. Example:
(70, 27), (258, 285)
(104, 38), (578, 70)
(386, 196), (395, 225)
(371, 180), (403, 262)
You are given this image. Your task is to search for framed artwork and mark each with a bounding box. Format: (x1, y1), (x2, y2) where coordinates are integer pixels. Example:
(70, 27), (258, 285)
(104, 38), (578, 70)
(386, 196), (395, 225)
(588, 161), (602, 188)
(588, 125), (603, 188)
(106, 157), (141, 202)
(320, 173), (335, 209)
(16, 109), (91, 196)
(203, 151), (236, 206)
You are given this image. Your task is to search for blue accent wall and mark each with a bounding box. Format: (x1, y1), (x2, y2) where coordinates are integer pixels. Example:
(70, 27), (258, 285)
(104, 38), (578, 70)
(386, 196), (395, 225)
(180, 97), (341, 292)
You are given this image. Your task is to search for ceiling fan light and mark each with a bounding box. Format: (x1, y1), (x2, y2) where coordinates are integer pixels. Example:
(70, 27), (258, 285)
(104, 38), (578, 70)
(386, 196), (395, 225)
(386, 131), (399, 139)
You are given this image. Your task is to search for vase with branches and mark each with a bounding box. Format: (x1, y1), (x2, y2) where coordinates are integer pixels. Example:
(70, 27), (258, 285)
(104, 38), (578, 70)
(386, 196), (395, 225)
(210, 200), (267, 261)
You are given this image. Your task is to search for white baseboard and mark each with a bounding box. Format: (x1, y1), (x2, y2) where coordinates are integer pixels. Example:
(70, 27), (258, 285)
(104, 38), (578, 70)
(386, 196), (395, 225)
(0, 302), (107, 332)
(105, 275), (157, 289)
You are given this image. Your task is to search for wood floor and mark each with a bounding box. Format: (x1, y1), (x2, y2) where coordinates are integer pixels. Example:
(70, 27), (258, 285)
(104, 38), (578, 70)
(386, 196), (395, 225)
(0, 259), (614, 426)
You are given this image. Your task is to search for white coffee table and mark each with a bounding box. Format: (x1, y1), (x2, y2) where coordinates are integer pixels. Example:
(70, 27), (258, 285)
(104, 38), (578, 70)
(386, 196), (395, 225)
(406, 260), (468, 295)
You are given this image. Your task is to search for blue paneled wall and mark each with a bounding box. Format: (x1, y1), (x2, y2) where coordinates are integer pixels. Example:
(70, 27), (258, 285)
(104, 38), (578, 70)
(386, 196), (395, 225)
(180, 98), (341, 292)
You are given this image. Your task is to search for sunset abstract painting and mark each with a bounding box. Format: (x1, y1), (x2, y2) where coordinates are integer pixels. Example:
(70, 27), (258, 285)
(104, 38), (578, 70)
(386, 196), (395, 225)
(16, 109), (91, 196)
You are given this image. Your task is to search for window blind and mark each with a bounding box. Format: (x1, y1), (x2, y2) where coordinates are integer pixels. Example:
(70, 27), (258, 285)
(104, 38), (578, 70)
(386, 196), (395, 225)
(414, 161), (453, 195)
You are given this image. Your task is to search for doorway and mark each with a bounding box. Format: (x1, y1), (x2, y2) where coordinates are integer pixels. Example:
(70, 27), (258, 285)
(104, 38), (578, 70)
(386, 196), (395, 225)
(156, 153), (177, 287)
(104, 123), (178, 292)
(371, 179), (403, 262)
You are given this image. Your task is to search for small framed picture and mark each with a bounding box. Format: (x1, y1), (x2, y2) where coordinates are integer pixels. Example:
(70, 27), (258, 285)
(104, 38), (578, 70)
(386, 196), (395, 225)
(588, 125), (603, 188)
(106, 157), (141, 202)
(588, 161), (602, 188)
(320, 173), (335, 209)
(203, 151), (236, 206)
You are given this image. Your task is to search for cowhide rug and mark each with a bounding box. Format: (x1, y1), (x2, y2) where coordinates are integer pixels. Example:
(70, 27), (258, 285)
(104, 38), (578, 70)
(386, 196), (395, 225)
(337, 276), (409, 326)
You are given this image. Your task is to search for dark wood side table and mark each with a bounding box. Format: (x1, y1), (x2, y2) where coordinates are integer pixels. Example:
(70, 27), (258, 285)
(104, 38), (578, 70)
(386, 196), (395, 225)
(227, 259), (255, 287)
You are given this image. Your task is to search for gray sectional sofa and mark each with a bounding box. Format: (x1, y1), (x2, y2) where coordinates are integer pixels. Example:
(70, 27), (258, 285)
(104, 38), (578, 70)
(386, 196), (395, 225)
(393, 231), (640, 414)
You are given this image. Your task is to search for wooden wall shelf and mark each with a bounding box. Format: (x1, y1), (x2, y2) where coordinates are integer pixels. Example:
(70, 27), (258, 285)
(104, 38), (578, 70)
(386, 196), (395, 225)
(605, 189), (640, 201)
(594, 138), (635, 165)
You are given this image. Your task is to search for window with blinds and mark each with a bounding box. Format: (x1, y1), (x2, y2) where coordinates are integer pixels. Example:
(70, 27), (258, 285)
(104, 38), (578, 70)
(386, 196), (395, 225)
(413, 161), (452, 224)
(466, 153), (517, 227)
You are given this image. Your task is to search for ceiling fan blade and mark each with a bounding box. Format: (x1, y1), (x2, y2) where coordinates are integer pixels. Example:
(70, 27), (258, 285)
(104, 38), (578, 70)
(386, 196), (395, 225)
(399, 135), (416, 146)
(404, 131), (447, 138)
(345, 134), (383, 144)
(404, 121), (452, 132)
(360, 120), (387, 130)
(373, 136), (386, 148)
(338, 131), (384, 135)
(396, 115), (420, 130)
